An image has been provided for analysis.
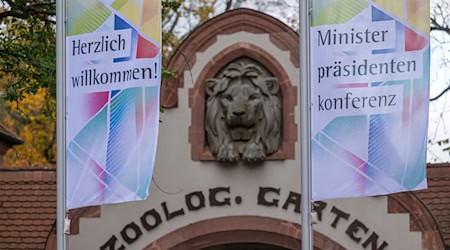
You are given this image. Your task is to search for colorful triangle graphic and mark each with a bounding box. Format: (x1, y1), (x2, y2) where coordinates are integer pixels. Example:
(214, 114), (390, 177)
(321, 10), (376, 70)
(136, 35), (159, 58)
(405, 27), (428, 51)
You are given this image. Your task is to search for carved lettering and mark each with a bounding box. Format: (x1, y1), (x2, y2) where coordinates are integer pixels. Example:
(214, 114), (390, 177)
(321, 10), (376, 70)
(345, 219), (369, 243)
(362, 232), (388, 250)
(99, 235), (125, 250)
(120, 222), (142, 244)
(313, 201), (327, 222)
(99, 187), (390, 249)
(330, 206), (350, 228)
(257, 187), (280, 207)
(162, 202), (185, 221)
(282, 191), (301, 213)
(140, 209), (162, 231)
(209, 187), (231, 206)
(186, 191), (206, 211)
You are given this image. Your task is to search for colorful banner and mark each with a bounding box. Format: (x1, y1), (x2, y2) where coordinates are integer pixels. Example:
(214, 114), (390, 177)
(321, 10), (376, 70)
(65, 0), (161, 209)
(310, 0), (429, 200)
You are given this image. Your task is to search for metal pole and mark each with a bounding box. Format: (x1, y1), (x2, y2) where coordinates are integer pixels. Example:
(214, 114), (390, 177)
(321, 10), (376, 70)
(299, 0), (313, 249)
(56, 0), (67, 247)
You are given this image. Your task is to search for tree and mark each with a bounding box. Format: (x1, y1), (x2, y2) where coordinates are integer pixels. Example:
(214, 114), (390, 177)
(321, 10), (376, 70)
(2, 88), (56, 166)
(2, 0), (448, 102)
(0, 0), (212, 166)
(0, 0), (56, 165)
(161, 0), (248, 61)
(1, 0), (449, 165)
(0, 0), (56, 101)
(428, 0), (450, 161)
(430, 0), (450, 101)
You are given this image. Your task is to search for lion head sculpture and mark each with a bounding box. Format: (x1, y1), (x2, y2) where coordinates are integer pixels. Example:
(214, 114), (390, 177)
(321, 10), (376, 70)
(205, 62), (281, 162)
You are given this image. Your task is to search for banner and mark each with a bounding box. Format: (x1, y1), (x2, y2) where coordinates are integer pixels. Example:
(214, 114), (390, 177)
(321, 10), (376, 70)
(310, 0), (429, 200)
(65, 0), (161, 209)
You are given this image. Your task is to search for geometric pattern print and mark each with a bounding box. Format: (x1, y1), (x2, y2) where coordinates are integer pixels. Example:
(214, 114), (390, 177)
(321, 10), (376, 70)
(67, 87), (159, 209)
(374, 0), (429, 34)
(66, 0), (111, 36)
(311, 1), (429, 201)
(311, 0), (368, 26)
(111, 0), (161, 40)
(67, 0), (161, 40)
(66, 0), (161, 209)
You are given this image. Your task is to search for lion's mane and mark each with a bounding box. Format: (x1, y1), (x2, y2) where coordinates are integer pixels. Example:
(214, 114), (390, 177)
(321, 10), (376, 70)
(205, 63), (281, 162)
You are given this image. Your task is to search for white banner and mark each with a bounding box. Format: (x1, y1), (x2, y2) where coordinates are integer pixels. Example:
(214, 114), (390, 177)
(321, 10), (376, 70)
(310, 0), (429, 201)
(65, 0), (161, 209)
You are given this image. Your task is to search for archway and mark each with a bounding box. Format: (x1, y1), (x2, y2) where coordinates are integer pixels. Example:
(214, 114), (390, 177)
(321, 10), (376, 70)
(144, 216), (345, 250)
(202, 243), (289, 250)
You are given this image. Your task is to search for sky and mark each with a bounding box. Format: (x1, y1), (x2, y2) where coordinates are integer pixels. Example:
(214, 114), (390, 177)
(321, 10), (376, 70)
(248, 0), (450, 163)
(428, 14), (450, 163)
(2, 0), (448, 162)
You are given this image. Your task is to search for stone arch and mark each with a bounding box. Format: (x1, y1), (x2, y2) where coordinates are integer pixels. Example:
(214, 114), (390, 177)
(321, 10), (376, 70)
(144, 216), (345, 250)
(45, 191), (447, 249)
(388, 192), (446, 249)
(161, 8), (299, 108)
(168, 8), (299, 161)
(189, 42), (297, 161)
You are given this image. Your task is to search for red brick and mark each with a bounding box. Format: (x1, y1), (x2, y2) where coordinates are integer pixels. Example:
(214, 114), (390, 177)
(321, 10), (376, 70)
(390, 164), (450, 248)
(161, 9), (299, 109)
(0, 168), (56, 250)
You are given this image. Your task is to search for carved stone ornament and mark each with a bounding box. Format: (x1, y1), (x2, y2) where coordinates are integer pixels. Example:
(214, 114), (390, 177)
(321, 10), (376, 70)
(205, 61), (282, 162)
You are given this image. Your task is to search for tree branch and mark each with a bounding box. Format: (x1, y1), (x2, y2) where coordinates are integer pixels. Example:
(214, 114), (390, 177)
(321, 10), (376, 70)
(28, 2), (55, 8)
(225, 0), (233, 11)
(0, 2), (56, 23)
(0, 10), (28, 20)
(2, 0), (14, 8)
(430, 85), (450, 102)
(167, 12), (180, 34)
(431, 17), (450, 35)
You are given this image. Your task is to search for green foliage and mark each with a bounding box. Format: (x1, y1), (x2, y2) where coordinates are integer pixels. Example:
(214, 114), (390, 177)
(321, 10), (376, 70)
(0, 0), (180, 102)
(162, 67), (177, 79)
(1, 0), (448, 166)
(162, 0), (181, 19)
(0, 0), (56, 101)
(437, 139), (450, 153)
(2, 88), (56, 166)
(0, 1), (57, 165)
(0, 19), (56, 101)
(0, 0), (180, 166)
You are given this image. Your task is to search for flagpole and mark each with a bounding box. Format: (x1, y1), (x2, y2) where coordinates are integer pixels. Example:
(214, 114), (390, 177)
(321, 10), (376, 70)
(299, 0), (313, 249)
(56, 0), (67, 247)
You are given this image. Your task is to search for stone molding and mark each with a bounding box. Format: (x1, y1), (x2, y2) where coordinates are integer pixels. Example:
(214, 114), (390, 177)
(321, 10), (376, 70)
(189, 42), (297, 161)
(144, 216), (346, 250)
(161, 8), (299, 109)
(388, 192), (446, 250)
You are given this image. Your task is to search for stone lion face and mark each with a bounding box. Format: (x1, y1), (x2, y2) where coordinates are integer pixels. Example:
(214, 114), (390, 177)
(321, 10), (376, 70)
(220, 78), (263, 141)
(205, 62), (281, 162)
